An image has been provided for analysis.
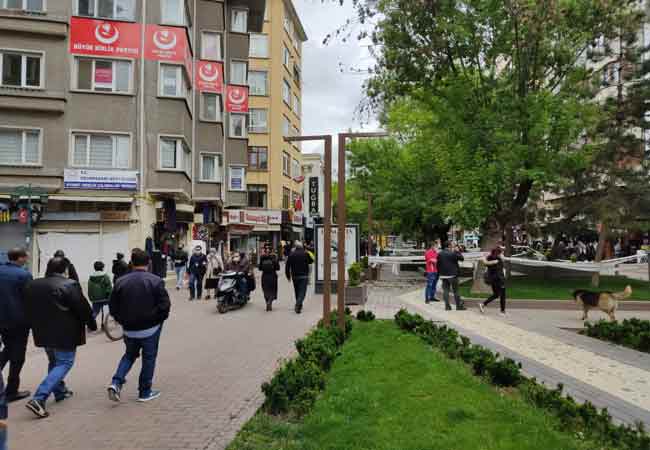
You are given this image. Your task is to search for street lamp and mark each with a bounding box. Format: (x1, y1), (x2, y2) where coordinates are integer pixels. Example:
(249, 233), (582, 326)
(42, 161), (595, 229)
(284, 135), (333, 326)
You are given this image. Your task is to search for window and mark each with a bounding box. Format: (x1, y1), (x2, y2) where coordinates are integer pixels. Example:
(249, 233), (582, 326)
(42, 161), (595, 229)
(282, 79), (291, 104)
(283, 45), (290, 67)
(2, 0), (43, 11)
(159, 64), (190, 98)
(76, 0), (134, 19)
(282, 117), (290, 137)
(282, 187), (291, 210)
(229, 113), (247, 138)
(283, 15), (292, 33)
(230, 60), (247, 85)
(200, 93), (221, 121)
(201, 32), (222, 61)
(162, 0), (189, 25)
(74, 57), (131, 93)
(200, 153), (221, 182)
(249, 109), (268, 133)
(247, 184), (267, 208)
(229, 166), (246, 191)
(248, 70), (267, 96)
(0, 51), (41, 88)
(0, 128), (40, 166)
(159, 137), (190, 173)
(249, 34), (269, 58)
(291, 158), (300, 178)
(72, 133), (130, 169)
(282, 152), (290, 176)
(293, 94), (300, 114)
(231, 8), (248, 33)
(248, 146), (268, 170)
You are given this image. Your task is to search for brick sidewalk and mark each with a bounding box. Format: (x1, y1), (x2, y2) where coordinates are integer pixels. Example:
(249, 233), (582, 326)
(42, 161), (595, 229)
(8, 276), (322, 450)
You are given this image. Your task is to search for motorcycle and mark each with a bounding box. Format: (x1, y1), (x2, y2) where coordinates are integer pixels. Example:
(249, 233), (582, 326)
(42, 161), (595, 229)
(216, 271), (251, 314)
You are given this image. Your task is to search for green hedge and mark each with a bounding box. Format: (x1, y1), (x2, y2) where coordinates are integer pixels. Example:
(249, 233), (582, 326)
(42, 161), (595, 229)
(261, 310), (353, 417)
(356, 310), (376, 322)
(583, 319), (650, 354)
(394, 309), (650, 450)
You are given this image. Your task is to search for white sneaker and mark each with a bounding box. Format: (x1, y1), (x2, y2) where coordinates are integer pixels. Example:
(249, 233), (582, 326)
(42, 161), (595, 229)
(499, 311), (507, 317)
(478, 304), (485, 314)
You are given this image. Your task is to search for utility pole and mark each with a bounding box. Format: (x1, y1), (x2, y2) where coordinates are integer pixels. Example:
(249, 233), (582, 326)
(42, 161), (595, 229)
(367, 193), (372, 257)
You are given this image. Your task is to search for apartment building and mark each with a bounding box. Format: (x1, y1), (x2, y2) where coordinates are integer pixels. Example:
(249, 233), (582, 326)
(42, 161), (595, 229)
(222, 0), (306, 253)
(0, 0), (265, 279)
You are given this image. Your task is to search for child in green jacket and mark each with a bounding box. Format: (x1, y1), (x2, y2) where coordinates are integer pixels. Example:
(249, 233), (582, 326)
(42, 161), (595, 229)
(88, 261), (112, 320)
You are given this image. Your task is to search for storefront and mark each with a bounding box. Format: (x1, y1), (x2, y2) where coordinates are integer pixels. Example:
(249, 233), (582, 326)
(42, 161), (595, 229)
(223, 209), (282, 258)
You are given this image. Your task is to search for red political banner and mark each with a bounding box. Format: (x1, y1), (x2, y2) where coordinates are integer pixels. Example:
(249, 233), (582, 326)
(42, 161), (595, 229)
(145, 25), (187, 63)
(69, 17), (141, 57)
(196, 61), (223, 93)
(225, 85), (249, 113)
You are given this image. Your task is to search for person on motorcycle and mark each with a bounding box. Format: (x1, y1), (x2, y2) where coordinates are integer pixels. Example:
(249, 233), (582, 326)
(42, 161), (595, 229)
(226, 252), (250, 299)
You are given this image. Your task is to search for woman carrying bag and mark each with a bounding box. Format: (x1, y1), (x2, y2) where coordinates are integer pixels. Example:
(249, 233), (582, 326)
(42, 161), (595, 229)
(479, 247), (507, 316)
(258, 246), (280, 312)
(204, 248), (224, 300)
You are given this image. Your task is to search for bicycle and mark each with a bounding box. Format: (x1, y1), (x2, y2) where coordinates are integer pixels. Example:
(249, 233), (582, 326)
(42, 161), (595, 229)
(93, 300), (123, 342)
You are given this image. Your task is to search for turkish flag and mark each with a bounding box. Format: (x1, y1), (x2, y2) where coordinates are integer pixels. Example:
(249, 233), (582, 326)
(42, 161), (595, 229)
(18, 209), (28, 225)
(225, 85), (249, 113)
(69, 17), (141, 57)
(294, 197), (303, 212)
(196, 61), (224, 93)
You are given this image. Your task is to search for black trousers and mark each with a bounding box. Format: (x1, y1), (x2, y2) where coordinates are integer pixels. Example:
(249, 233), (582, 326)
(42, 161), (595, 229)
(484, 283), (506, 312)
(0, 327), (29, 395)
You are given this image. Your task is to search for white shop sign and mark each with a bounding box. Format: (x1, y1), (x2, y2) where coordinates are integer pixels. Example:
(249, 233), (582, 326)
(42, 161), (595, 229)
(64, 169), (138, 191)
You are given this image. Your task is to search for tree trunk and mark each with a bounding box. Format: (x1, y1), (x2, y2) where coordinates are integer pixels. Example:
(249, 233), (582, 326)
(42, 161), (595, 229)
(504, 224), (514, 279)
(471, 218), (502, 294)
(591, 223), (608, 288)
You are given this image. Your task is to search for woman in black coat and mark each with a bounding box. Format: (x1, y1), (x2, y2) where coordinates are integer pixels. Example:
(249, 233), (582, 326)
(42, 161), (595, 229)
(258, 246), (280, 311)
(479, 247), (507, 316)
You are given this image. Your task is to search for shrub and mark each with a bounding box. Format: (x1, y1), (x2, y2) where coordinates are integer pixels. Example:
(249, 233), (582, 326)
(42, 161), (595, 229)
(356, 310), (376, 322)
(295, 327), (339, 371)
(348, 262), (362, 287)
(360, 256), (369, 270)
(487, 358), (522, 387)
(261, 358), (326, 416)
(583, 318), (650, 354)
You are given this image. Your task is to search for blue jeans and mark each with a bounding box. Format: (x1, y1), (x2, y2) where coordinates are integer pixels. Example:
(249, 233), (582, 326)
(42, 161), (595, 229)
(239, 276), (249, 298)
(425, 272), (439, 302)
(111, 327), (162, 397)
(175, 266), (186, 289)
(33, 349), (76, 402)
(0, 370), (5, 450)
(293, 277), (309, 308)
(189, 272), (204, 299)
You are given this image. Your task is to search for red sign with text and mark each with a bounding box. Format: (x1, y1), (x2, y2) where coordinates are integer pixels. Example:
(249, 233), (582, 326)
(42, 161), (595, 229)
(196, 61), (223, 93)
(145, 25), (187, 63)
(69, 17), (141, 57)
(225, 85), (249, 113)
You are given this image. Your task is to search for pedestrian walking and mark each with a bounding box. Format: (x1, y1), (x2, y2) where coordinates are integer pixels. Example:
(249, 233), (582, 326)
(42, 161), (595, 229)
(112, 252), (129, 284)
(285, 241), (313, 314)
(88, 261), (112, 320)
(0, 248), (32, 403)
(45, 250), (79, 282)
(424, 241), (439, 304)
(259, 246), (280, 311)
(479, 247), (507, 316)
(204, 248), (224, 300)
(23, 257), (96, 418)
(173, 245), (188, 291)
(437, 241), (466, 311)
(107, 249), (171, 403)
(188, 246), (207, 301)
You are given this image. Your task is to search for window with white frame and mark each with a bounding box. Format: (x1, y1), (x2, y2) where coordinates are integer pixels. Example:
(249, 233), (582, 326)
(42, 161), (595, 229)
(72, 133), (130, 169)
(293, 93), (300, 114)
(159, 136), (190, 173)
(0, 128), (40, 166)
(229, 166), (246, 191)
(74, 57), (132, 93)
(231, 8), (248, 33)
(283, 45), (290, 67)
(0, 51), (41, 88)
(230, 60), (247, 85)
(249, 109), (268, 133)
(282, 116), (290, 137)
(2, 0), (43, 11)
(200, 153), (221, 182)
(201, 93), (221, 122)
(291, 158), (300, 178)
(282, 152), (290, 176)
(159, 64), (189, 98)
(161, 0), (189, 26)
(76, 0), (134, 19)
(249, 34), (269, 58)
(229, 113), (247, 138)
(282, 79), (291, 104)
(248, 70), (267, 96)
(201, 32), (222, 61)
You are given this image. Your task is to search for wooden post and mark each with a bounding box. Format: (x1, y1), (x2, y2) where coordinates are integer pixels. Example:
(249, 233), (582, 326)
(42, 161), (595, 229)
(337, 133), (347, 333)
(323, 136), (332, 325)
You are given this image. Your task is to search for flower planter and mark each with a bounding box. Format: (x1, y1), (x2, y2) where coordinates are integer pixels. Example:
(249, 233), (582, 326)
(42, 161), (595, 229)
(345, 283), (368, 305)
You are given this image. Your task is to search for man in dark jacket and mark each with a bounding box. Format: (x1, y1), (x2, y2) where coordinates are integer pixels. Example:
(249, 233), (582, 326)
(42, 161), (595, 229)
(44, 250), (79, 282)
(285, 241), (314, 314)
(107, 248), (171, 403)
(112, 252), (129, 284)
(437, 241), (466, 311)
(23, 257), (96, 418)
(0, 248), (32, 402)
(187, 246), (207, 301)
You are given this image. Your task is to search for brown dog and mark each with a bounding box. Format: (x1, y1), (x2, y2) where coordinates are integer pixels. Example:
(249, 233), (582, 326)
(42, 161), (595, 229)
(572, 285), (632, 321)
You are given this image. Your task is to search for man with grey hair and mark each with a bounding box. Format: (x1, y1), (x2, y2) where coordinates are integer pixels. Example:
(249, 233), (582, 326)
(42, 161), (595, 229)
(285, 241), (313, 314)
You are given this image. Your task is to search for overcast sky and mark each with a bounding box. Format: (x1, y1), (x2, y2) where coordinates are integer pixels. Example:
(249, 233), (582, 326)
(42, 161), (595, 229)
(293, 0), (379, 155)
